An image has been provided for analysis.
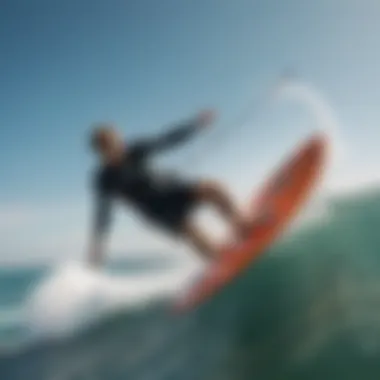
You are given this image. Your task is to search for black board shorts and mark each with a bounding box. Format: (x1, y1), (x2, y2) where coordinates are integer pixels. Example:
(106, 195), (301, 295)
(142, 183), (198, 234)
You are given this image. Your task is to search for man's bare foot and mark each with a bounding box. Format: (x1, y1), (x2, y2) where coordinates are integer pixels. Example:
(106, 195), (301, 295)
(253, 207), (275, 226)
(232, 217), (253, 240)
(233, 208), (274, 240)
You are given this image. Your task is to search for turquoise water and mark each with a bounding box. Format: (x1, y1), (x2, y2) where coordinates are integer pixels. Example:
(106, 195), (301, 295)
(1, 187), (380, 379)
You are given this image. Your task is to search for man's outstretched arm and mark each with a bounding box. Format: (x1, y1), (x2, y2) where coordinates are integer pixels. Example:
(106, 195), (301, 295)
(131, 109), (216, 157)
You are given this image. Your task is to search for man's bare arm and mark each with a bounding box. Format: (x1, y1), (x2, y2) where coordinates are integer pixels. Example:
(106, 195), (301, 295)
(130, 109), (216, 158)
(88, 191), (112, 268)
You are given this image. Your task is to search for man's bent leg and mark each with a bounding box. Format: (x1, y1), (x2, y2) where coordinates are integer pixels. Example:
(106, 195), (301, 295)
(181, 221), (219, 261)
(194, 181), (251, 239)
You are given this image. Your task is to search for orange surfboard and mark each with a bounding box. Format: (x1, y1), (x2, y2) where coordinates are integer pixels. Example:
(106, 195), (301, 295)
(174, 132), (329, 313)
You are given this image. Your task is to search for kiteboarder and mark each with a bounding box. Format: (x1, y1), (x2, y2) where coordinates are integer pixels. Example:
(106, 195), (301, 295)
(87, 109), (251, 266)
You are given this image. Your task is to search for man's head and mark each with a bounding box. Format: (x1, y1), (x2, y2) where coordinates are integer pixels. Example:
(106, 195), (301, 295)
(90, 123), (125, 164)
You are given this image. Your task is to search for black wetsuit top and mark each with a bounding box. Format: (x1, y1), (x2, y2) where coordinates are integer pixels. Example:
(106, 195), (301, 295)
(93, 118), (203, 236)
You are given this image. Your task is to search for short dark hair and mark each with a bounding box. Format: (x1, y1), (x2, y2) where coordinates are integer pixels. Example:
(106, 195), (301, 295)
(89, 123), (113, 151)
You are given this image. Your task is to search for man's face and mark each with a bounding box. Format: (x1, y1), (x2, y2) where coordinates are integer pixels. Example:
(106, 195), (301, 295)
(92, 126), (124, 163)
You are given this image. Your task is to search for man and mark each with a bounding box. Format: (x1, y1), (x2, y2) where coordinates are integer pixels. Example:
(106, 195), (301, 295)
(88, 109), (251, 267)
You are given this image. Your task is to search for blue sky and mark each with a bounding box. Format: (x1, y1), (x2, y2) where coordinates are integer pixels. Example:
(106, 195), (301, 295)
(1, 0), (380, 263)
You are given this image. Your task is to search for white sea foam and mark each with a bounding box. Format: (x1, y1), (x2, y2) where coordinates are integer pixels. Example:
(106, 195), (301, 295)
(24, 258), (200, 341)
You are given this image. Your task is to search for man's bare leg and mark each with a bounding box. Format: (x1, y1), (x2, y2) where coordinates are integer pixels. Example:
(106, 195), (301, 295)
(180, 181), (274, 260)
(181, 221), (219, 261)
(194, 181), (251, 239)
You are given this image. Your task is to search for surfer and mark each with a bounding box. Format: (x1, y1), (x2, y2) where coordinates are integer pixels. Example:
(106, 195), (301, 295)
(88, 109), (251, 266)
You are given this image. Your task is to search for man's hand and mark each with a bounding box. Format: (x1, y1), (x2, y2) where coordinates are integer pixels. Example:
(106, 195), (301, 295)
(197, 109), (217, 128)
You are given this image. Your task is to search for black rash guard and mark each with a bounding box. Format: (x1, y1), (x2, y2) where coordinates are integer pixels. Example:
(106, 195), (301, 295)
(92, 118), (204, 237)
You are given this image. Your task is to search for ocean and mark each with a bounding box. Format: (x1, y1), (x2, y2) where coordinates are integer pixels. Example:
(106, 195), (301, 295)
(1, 187), (380, 380)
